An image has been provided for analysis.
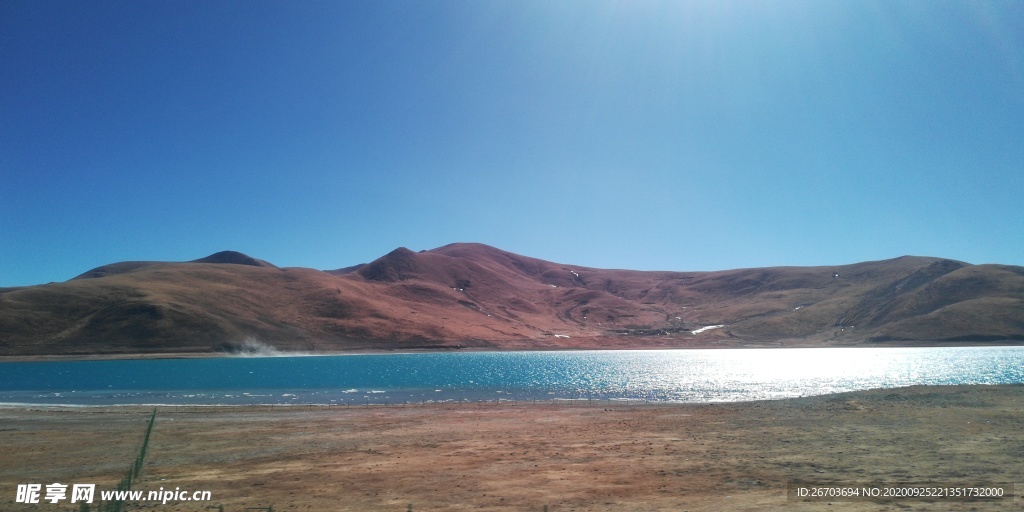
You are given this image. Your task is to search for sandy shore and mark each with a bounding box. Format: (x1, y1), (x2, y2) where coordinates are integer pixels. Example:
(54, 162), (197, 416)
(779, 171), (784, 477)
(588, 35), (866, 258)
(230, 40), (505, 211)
(2, 385), (1022, 511)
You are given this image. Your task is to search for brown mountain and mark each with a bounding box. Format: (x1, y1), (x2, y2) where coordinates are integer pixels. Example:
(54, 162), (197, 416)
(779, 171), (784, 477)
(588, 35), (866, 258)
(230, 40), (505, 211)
(1, 243), (1022, 356)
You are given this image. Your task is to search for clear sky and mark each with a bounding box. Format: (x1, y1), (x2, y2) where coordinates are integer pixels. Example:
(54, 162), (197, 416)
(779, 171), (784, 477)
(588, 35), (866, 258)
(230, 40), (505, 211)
(2, 1), (1023, 286)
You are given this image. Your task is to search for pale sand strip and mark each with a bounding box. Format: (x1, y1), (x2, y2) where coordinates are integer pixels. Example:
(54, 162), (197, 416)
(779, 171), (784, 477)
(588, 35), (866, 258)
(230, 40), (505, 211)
(1, 385), (1021, 511)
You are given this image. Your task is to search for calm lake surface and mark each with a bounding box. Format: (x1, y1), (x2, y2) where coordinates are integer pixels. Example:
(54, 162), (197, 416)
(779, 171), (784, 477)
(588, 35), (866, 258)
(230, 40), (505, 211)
(1, 347), (1022, 406)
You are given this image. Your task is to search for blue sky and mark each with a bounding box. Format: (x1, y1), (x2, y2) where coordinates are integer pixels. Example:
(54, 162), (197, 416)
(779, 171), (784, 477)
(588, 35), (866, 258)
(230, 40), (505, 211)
(2, 1), (1023, 286)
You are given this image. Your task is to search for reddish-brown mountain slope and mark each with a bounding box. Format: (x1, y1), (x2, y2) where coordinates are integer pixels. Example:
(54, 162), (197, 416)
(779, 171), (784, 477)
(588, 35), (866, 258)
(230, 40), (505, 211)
(1, 243), (1022, 356)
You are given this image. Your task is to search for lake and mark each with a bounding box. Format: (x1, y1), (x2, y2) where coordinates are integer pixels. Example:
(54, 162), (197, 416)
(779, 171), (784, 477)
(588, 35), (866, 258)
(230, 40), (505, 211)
(1, 346), (1022, 406)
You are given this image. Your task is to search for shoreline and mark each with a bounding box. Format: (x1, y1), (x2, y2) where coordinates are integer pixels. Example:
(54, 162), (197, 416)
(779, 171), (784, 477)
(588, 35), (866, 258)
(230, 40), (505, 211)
(0, 382), (1021, 411)
(2, 384), (1021, 511)
(1, 382), (1021, 412)
(2, 340), (1023, 362)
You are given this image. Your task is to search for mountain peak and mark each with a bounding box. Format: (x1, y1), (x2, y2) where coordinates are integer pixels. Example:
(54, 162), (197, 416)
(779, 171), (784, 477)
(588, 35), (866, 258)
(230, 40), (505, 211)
(357, 247), (420, 282)
(190, 251), (276, 268)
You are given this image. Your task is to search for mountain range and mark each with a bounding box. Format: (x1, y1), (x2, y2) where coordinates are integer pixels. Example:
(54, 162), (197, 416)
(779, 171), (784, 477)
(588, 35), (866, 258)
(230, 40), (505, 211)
(2, 243), (1023, 356)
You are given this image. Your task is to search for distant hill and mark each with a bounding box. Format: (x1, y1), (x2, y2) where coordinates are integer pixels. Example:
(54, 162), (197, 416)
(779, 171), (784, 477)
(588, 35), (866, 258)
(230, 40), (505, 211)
(2, 243), (1022, 356)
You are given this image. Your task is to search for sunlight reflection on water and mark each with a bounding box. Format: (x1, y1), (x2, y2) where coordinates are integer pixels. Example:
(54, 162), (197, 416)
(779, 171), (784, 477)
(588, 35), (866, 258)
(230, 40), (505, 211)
(0, 346), (1021, 406)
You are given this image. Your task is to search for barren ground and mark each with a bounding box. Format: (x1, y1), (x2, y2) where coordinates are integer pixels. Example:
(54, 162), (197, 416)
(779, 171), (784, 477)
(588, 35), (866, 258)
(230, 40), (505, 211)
(1, 385), (1022, 511)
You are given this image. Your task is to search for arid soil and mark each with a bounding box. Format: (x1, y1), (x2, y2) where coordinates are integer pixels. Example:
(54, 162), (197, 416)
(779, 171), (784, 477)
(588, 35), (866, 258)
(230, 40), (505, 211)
(1, 385), (1022, 511)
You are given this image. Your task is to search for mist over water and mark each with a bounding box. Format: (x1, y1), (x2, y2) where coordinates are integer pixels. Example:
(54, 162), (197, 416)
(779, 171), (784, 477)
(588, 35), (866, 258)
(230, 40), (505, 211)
(1, 347), (1022, 406)
(222, 337), (313, 357)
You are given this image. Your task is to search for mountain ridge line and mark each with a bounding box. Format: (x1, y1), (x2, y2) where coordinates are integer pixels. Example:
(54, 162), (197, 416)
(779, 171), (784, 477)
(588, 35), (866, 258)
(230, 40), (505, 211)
(2, 243), (1021, 356)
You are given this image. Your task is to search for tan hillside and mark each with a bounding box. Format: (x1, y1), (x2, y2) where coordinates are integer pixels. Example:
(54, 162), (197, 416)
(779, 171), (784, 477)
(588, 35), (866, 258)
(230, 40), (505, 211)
(1, 243), (1022, 356)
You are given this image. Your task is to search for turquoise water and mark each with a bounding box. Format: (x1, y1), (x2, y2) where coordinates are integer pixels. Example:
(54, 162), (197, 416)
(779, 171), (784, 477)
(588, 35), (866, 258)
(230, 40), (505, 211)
(0, 347), (1021, 406)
